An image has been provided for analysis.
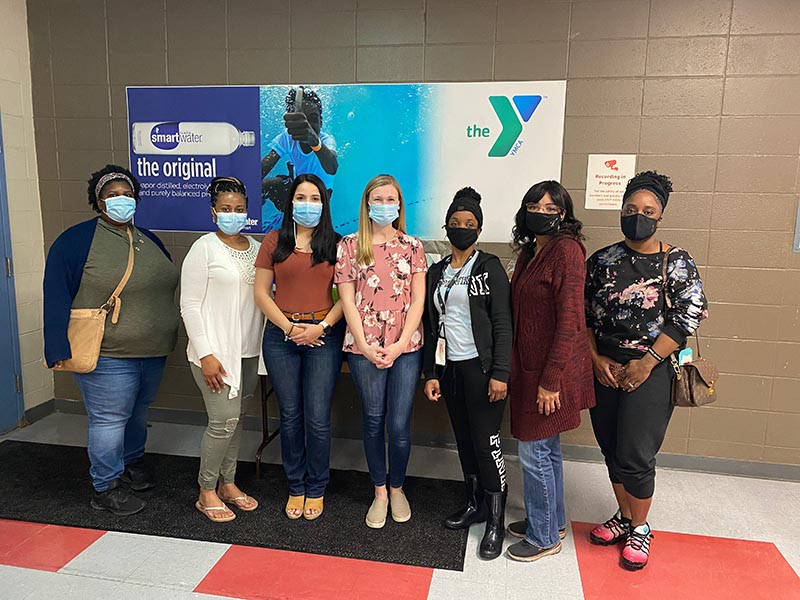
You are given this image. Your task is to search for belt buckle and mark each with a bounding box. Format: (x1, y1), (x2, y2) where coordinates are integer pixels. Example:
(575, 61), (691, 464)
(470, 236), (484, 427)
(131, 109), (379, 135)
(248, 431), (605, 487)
(290, 312), (302, 322)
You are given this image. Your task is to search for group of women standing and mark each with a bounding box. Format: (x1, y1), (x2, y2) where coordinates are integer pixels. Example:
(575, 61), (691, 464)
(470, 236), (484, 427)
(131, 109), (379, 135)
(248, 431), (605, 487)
(43, 164), (706, 572)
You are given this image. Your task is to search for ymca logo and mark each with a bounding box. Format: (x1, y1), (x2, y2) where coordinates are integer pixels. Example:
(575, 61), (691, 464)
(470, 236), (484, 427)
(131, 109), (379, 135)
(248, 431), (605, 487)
(466, 95), (542, 156)
(489, 95), (542, 157)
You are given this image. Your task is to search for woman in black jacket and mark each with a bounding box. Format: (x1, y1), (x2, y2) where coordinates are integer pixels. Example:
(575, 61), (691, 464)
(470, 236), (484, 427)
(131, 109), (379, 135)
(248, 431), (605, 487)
(423, 187), (513, 560)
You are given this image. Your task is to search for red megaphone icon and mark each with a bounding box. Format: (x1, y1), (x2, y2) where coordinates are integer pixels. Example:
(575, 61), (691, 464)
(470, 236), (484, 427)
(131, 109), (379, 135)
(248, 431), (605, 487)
(604, 160), (618, 171)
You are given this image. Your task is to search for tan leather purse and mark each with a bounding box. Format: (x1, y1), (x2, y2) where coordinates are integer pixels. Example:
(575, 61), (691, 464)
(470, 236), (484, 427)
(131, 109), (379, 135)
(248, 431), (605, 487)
(660, 247), (717, 408)
(51, 227), (135, 374)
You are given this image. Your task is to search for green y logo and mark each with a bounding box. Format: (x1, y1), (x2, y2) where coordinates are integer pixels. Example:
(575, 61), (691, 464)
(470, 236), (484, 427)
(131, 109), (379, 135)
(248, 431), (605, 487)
(488, 95), (542, 157)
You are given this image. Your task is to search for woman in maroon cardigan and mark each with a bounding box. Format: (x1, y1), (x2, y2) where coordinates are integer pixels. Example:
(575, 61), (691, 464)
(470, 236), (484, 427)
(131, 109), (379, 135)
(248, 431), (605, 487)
(506, 181), (596, 562)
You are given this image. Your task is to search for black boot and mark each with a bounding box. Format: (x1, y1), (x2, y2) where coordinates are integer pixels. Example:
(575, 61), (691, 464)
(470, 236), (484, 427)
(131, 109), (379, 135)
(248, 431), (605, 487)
(479, 490), (506, 560)
(121, 458), (155, 491)
(90, 479), (146, 516)
(444, 475), (487, 530)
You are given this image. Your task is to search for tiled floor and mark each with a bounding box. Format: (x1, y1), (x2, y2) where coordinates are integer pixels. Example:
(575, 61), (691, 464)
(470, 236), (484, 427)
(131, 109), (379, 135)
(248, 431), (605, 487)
(1, 412), (799, 599)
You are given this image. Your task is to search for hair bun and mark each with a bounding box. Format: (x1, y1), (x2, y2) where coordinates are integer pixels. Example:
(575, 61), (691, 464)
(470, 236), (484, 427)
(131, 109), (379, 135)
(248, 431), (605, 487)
(454, 186), (481, 204)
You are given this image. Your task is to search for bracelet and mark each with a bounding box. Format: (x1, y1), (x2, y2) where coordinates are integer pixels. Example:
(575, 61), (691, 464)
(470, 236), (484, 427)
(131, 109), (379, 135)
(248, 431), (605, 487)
(284, 324), (295, 341)
(310, 143), (322, 152)
(647, 347), (664, 362)
(320, 320), (331, 337)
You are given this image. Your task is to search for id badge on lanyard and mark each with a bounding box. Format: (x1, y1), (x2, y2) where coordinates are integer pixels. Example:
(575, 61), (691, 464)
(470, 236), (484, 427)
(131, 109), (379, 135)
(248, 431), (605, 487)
(435, 253), (473, 366)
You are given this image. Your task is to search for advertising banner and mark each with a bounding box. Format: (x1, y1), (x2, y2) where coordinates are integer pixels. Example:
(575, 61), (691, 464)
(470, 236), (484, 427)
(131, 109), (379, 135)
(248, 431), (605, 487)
(128, 81), (566, 241)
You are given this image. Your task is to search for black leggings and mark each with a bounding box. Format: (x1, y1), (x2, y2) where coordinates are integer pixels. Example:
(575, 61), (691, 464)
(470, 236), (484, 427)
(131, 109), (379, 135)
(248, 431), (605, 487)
(441, 358), (507, 493)
(589, 360), (675, 500)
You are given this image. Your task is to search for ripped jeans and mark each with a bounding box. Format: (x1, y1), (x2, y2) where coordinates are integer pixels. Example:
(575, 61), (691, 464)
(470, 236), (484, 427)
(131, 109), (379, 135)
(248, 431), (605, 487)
(191, 357), (260, 490)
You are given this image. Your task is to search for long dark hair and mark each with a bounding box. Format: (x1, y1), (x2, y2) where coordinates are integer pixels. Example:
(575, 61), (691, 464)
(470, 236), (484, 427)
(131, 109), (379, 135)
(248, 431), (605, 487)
(272, 173), (339, 266)
(512, 180), (583, 260)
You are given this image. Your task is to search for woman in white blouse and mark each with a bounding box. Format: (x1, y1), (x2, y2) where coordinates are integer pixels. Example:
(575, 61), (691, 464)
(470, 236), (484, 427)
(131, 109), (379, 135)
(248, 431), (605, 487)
(180, 176), (263, 523)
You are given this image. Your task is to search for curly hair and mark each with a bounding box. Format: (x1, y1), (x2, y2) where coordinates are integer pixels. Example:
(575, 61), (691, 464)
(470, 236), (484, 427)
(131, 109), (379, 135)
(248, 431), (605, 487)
(512, 180), (583, 260)
(623, 170), (673, 209)
(87, 164), (140, 213)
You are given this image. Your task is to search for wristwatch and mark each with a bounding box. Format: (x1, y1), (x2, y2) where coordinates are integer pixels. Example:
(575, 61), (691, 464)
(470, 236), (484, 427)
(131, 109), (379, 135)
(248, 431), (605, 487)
(320, 321), (332, 337)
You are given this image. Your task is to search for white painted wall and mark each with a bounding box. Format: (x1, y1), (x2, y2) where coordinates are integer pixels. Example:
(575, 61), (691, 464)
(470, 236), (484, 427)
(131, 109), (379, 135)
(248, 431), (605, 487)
(0, 0), (53, 410)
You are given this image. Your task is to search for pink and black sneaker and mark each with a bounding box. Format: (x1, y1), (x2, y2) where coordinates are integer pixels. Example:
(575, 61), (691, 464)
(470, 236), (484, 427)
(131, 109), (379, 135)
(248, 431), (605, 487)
(589, 511), (630, 546)
(621, 523), (653, 571)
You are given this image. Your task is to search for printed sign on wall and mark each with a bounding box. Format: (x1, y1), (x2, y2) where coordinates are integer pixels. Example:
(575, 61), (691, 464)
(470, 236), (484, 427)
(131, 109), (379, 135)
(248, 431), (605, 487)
(127, 81), (566, 242)
(585, 154), (637, 211)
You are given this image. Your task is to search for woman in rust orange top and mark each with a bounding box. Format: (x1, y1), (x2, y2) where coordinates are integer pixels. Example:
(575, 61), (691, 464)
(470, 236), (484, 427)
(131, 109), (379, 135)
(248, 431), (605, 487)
(254, 174), (344, 522)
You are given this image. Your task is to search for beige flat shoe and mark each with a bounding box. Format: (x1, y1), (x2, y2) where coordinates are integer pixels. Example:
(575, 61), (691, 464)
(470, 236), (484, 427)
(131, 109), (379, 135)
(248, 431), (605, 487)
(390, 491), (411, 523)
(366, 496), (388, 529)
(195, 500), (236, 523)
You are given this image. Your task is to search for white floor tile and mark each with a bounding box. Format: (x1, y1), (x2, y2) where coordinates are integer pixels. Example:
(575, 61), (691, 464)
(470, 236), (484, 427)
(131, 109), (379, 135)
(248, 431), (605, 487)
(60, 531), (166, 581)
(124, 537), (230, 590)
(0, 565), (58, 600)
(108, 580), (193, 600)
(428, 571), (506, 600)
(24, 572), (121, 600)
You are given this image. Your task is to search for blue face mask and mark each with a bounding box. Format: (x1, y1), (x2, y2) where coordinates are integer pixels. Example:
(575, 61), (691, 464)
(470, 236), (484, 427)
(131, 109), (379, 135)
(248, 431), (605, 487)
(369, 203), (400, 227)
(293, 201), (323, 228)
(215, 211), (248, 235)
(103, 196), (137, 223)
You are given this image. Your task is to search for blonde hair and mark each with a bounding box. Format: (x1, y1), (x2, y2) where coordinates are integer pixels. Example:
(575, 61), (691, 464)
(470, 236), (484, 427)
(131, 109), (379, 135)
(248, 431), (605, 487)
(355, 174), (407, 266)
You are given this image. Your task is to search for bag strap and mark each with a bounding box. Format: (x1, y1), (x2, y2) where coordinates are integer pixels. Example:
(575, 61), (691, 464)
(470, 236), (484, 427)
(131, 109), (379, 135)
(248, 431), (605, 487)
(102, 226), (135, 324)
(660, 243), (704, 360)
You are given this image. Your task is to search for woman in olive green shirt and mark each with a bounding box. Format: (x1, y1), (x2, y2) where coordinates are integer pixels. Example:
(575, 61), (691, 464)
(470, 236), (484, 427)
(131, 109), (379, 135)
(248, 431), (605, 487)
(43, 165), (179, 516)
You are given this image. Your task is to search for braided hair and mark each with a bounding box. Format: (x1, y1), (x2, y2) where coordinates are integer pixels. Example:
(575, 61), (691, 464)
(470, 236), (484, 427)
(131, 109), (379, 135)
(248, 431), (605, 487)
(285, 86), (323, 126)
(208, 176), (248, 207)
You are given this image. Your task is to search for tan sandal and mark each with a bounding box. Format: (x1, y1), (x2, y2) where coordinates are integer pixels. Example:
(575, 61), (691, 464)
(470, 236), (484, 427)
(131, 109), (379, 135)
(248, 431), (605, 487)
(218, 493), (259, 512)
(195, 500), (236, 523)
(304, 497), (324, 521)
(286, 494), (305, 519)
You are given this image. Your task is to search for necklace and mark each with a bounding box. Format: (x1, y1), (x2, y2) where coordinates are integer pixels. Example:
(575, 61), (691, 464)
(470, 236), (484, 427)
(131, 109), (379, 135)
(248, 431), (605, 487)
(294, 222), (312, 252)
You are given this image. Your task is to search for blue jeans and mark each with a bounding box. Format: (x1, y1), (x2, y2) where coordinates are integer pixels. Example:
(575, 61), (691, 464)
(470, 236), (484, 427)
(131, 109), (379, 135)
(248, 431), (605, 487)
(74, 356), (167, 492)
(518, 434), (566, 549)
(262, 320), (344, 498)
(348, 349), (423, 489)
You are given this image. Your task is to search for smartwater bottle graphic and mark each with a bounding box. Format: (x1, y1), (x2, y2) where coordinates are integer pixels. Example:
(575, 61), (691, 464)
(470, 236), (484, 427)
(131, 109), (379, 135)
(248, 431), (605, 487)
(131, 122), (256, 155)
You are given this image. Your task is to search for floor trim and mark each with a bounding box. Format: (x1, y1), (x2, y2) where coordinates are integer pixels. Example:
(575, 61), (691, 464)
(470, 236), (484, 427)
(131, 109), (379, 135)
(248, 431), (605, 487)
(50, 398), (800, 483)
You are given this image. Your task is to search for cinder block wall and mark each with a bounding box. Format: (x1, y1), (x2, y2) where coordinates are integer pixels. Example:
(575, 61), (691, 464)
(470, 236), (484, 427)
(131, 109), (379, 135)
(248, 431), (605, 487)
(26, 0), (800, 466)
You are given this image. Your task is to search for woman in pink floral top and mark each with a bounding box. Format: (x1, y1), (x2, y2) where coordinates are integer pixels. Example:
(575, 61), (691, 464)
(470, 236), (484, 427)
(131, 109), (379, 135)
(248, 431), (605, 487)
(335, 174), (427, 530)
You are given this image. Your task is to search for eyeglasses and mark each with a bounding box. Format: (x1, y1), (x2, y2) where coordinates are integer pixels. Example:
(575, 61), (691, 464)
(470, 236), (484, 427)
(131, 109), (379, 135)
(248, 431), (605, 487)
(526, 203), (560, 214)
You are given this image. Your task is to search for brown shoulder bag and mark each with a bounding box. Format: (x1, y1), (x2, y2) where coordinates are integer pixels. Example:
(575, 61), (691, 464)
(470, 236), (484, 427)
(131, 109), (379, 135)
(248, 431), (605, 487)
(50, 227), (135, 374)
(660, 247), (717, 408)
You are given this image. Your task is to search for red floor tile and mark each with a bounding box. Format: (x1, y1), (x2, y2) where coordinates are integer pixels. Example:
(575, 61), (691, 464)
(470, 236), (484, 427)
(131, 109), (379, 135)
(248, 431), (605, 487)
(0, 519), (49, 557)
(0, 521), (106, 572)
(572, 521), (800, 600)
(195, 544), (433, 600)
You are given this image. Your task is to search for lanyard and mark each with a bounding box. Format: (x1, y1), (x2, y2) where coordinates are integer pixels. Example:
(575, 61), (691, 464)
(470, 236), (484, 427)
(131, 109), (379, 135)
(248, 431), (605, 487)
(436, 251), (475, 331)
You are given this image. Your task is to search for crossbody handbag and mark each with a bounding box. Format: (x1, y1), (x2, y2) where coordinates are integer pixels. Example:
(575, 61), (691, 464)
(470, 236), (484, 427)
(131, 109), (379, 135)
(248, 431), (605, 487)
(50, 227), (135, 374)
(660, 246), (718, 407)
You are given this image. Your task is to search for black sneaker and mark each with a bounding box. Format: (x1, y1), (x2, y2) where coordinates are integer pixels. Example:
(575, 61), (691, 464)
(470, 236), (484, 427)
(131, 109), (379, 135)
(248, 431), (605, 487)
(507, 520), (567, 540)
(120, 459), (155, 491)
(507, 539), (562, 562)
(91, 480), (146, 516)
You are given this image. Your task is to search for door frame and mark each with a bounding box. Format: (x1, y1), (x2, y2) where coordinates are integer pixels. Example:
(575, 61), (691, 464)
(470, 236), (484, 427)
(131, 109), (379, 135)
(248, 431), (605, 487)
(0, 111), (26, 433)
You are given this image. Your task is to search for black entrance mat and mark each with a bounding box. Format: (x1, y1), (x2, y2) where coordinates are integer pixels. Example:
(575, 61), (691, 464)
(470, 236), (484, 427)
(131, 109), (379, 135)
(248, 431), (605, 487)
(0, 440), (468, 571)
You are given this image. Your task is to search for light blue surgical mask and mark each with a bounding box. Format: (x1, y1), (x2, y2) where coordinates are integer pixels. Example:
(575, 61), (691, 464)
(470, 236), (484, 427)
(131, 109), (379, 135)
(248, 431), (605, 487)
(369, 203), (399, 227)
(103, 196), (137, 223)
(293, 201), (323, 228)
(215, 211), (248, 235)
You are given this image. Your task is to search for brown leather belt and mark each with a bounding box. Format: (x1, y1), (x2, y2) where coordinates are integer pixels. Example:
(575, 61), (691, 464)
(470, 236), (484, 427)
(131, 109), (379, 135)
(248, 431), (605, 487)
(281, 308), (331, 322)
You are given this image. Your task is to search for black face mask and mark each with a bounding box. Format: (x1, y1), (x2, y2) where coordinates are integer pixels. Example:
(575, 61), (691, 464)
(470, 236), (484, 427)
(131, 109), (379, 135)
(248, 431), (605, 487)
(621, 213), (658, 241)
(525, 212), (561, 236)
(446, 226), (479, 251)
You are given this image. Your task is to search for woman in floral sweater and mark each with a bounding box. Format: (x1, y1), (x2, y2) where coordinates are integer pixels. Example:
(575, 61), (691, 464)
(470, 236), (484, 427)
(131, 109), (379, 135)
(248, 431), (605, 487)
(335, 174), (427, 529)
(585, 171), (707, 571)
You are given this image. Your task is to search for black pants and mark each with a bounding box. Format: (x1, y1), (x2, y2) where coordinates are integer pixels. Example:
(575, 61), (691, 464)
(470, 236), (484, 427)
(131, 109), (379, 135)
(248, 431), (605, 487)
(441, 358), (507, 493)
(589, 360), (675, 500)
